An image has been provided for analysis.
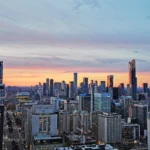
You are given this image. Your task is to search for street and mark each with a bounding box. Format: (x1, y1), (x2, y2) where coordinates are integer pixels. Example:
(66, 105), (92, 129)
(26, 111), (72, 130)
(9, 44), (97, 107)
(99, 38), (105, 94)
(3, 111), (24, 150)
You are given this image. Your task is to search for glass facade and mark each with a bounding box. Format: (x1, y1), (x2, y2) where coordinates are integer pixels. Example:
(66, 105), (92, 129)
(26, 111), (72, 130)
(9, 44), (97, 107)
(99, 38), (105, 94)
(94, 93), (111, 113)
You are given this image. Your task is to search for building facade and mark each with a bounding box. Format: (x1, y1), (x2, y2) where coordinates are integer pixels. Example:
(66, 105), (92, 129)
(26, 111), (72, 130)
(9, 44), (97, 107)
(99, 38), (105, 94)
(98, 113), (121, 143)
(129, 59), (137, 100)
(94, 93), (111, 113)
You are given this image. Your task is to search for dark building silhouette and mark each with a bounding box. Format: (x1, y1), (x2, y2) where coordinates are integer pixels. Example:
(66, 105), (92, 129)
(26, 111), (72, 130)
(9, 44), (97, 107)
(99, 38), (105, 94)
(50, 79), (54, 96)
(119, 83), (124, 96)
(143, 83), (148, 93)
(83, 77), (89, 94)
(43, 83), (47, 96)
(0, 61), (3, 84)
(0, 105), (4, 150)
(113, 87), (119, 99)
(129, 59), (137, 100)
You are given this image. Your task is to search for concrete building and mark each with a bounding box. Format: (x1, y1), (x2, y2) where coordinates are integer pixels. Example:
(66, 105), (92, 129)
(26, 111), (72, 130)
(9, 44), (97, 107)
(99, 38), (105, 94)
(21, 102), (37, 132)
(121, 122), (140, 142)
(64, 99), (79, 113)
(98, 113), (121, 143)
(132, 104), (148, 135)
(58, 111), (71, 135)
(50, 97), (61, 111)
(25, 104), (59, 148)
(94, 93), (111, 113)
(119, 96), (133, 120)
(129, 59), (137, 100)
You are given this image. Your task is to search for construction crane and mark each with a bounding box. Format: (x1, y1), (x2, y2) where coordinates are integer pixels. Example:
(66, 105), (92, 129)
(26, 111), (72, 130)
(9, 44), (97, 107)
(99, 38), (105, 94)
(71, 103), (86, 144)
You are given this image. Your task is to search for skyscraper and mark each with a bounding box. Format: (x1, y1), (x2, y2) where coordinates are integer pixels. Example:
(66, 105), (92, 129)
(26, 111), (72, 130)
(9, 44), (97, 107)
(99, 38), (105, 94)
(94, 93), (111, 112)
(143, 83), (148, 93)
(83, 77), (89, 94)
(129, 59), (137, 100)
(43, 83), (47, 96)
(0, 61), (3, 84)
(0, 105), (4, 150)
(119, 83), (125, 96)
(50, 79), (54, 96)
(74, 73), (78, 94)
(46, 78), (50, 96)
(107, 75), (114, 88)
(0, 84), (5, 104)
(69, 81), (75, 99)
(100, 81), (106, 92)
(107, 75), (114, 98)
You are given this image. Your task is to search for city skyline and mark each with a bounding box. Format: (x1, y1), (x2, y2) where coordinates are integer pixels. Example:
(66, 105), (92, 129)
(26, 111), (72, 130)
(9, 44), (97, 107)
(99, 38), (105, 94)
(0, 0), (150, 86)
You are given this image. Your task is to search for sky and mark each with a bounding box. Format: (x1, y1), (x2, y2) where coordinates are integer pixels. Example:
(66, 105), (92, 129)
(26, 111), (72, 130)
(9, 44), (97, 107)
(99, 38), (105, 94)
(0, 0), (150, 86)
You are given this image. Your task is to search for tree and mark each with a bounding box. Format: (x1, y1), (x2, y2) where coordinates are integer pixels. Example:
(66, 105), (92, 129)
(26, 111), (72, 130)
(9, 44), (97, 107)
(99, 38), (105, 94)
(9, 127), (13, 133)
(7, 120), (12, 127)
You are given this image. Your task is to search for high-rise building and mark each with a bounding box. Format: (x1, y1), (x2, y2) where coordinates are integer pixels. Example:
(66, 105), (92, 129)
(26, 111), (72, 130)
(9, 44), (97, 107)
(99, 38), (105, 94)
(26, 105), (61, 149)
(95, 80), (98, 86)
(0, 61), (3, 84)
(101, 81), (106, 92)
(59, 111), (71, 135)
(77, 94), (91, 112)
(107, 75), (114, 88)
(94, 93), (111, 113)
(69, 81), (75, 99)
(43, 83), (47, 96)
(120, 96), (133, 120)
(0, 84), (5, 104)
(83, 77), (89, 94)
(107, 75), (114, 98)
(113, 87), (119, 99)
(0, 105), (4, 150)
(129, 59), (137, 100)
(46, 78), (50, 96)
(54, 82), (61, 97)
(61, 80), (66, 91)
(143, 83), (148, 93)
(119, 83), (124, 96)
(147, 112), (150, 150)
(50, 79), (54, 96)
(132, 104), (148, 135)
(74, 73), (78, 94)
(98, 113), (121, 143)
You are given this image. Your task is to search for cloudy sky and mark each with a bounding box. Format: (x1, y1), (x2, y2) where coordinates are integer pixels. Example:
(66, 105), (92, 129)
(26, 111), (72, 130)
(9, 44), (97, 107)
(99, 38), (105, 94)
(0, 0), (150, 86)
